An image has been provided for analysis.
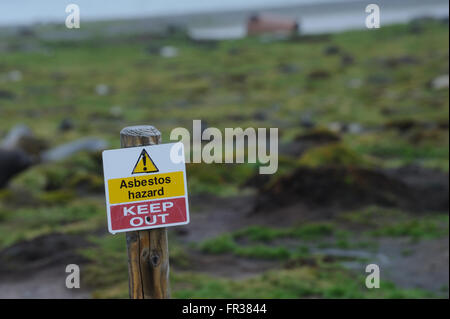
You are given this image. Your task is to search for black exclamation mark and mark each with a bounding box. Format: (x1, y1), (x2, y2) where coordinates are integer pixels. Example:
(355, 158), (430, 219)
(143, 152), (147, 171)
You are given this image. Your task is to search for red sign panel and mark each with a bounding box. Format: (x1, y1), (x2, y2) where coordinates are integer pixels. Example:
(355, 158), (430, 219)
(109, 197), (188, 232)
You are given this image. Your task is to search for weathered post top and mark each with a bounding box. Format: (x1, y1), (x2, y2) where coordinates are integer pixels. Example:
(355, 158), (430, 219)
(120, 125), (161, 147)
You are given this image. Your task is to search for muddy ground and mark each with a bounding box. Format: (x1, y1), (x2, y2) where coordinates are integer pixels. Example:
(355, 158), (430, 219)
(1, 164), (448, 298)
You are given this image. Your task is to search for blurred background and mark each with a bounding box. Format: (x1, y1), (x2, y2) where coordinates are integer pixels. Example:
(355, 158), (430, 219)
(0, 0), (448, 298)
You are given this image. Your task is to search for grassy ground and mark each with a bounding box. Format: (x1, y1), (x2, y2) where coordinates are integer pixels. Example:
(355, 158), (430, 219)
(0, 19), (448, 298)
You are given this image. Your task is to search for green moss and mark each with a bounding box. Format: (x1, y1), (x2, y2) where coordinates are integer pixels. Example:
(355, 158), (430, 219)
(199, 223), (338, 260)
(187, 163), (257, 196)
(234, 223), (335, 242)
(298, 143), (373, 168)
(199, 234), (236, 254)
(233, 225), (287, 241)
(369, 215), (449, 240)
(291, 223), (336, 240)
(340, 206), (407, 227)
(347, 131), (449, 172)
(81, 235), (128, 291)
(0, 200), (105, 249)
(9, 151), (104, 198)
(169, 266), (435, 299)
(234, 245), (291, 260)
(340, 206), (449, 240)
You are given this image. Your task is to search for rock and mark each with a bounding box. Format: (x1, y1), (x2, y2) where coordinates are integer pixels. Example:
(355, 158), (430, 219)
(347, 78), (362, 89)
(160, 46), (178, 58)
(16, 135), (48, 158)
(8, 70), (22, 82)
(328, 122), (344, 133)
(0, 149), (33, 188)
(109, 105), (123, 118)
(341, 54), (355, 67)
(430, 75), (449, 90)
(0, 89), (15, 99)
(41, 138), (108, 162)
(295, 130), (340, 144)
(58, 118), (74, 132)
(308, 70), (330, 80)
(347, 123), (364, 134)
(95, 84), (110, 96)
(381, 56), (419, 68)
(228, 47), (242, 56)
(323, 45), (340, 55)
(50, 72), (67, 81)
(145, 44), (161, 55)
(278, 63), (300, 74)
(1, 124), (47, 157)
(253, 111), (268, 121)
(327, 122), (363, 134)
(1, 70), (22, 83)
(1, 124), (32, 150)
(280, 129), (340, 157)
(299, 113), (315, 129)
(367, 74), (393, 85)
(385, 119), (421, 132)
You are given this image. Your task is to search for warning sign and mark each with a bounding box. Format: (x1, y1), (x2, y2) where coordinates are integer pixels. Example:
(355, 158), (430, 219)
(132, 149), (158, 174)
(102, 143), (189, 234)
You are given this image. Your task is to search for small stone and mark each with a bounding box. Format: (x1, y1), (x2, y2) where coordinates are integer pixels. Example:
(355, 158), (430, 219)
(278, 63), (300, 74)
(8, 70), (22, 82)
(0, 149), (33, 188)
(0, 89), (15, 99)
(160, 46), (178, 58)
(308, 70), (330, 80)
(347, 78), (362, 89)
(41, 138), (108, 162)
(430, 74), (449, 90)
(228, 47), (241, 56)
(58, 118), (74, 132)
(109, 105), (123, 118)
(341, 54), (355, 67)
(367, 74), (393, 85)
(1, 124), (32, 150)
(347, 123), (363, 134)
(383, 56), (419, 68)
(323, 45), (340, 55)
(300, 113), (315, 129)
(95, 84), (110, 96)
(253, 111), (267, 121)
(328, 122), (343, 133)
(145, 44), (161, 55)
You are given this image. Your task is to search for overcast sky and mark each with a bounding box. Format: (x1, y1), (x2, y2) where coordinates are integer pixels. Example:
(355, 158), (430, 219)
(0, 0), (351, 26)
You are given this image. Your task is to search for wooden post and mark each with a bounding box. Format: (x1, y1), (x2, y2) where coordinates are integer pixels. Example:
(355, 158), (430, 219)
(120, 125), (170, 299)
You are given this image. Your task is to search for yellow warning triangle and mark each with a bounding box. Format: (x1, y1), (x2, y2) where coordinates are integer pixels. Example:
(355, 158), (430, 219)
(132, 149), (159, 174)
